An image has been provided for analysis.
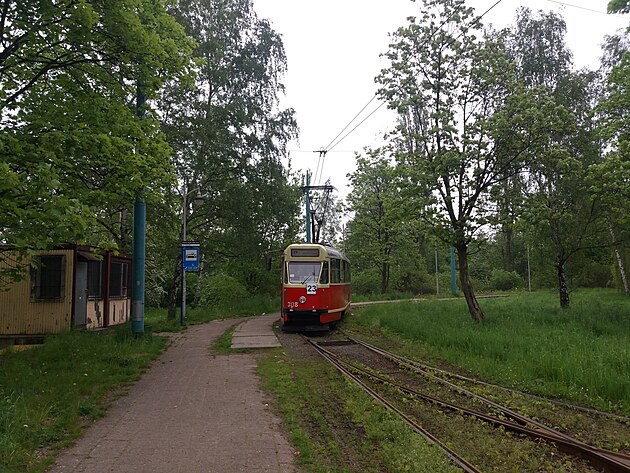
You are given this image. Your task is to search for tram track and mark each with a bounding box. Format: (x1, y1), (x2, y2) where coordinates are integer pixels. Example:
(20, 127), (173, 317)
(305, 335), (630, 473)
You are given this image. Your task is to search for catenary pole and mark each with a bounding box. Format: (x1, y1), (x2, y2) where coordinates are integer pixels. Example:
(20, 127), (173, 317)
(181, 183), (187, 325)
(131, 82), (146, 335)
(305, 171), (311, 243)
(450, 247), (457, 295)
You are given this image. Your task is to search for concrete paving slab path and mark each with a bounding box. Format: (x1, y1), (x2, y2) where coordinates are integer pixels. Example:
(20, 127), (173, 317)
(47, 316), (297, 473)
(231, 314), (282, 349)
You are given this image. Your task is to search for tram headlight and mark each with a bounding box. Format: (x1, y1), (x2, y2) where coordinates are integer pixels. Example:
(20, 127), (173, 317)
(299, 296), (306, 304)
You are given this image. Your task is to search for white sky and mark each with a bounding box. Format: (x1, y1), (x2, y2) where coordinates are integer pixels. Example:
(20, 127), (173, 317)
(253, 0), (629, 200)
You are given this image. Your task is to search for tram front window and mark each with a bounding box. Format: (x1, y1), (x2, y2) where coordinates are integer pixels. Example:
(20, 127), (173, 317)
(287, 262), (321, 284)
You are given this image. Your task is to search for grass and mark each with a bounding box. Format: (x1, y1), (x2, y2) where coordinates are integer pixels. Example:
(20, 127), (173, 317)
(0, 324), (167, 473)
(345, 288), (630, 414)
(258, 350), (459, 473)
(211, 323), (241, 354)
(3, 288), (627, 472)
(145, 294), (280, 332)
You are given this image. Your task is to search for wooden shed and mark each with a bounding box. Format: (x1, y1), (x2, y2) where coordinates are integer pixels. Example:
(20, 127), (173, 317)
(0, 245), (132, 343)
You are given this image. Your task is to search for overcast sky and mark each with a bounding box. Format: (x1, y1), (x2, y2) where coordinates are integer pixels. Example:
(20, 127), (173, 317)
(252, 0), (628, 199)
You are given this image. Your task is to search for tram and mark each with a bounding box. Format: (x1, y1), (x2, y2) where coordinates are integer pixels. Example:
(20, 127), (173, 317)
(281, 243), (351, 331)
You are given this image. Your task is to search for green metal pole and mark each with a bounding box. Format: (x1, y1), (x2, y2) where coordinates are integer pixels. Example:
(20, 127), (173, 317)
(305, 171), (311, 243)
(450, 246), (457, 295)
(132, 81), (146, 335)
(132, 197), (145, 334)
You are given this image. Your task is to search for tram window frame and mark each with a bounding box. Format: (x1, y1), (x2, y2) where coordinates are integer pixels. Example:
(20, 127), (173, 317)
(331, 258), (341, 283)
(319, 261), (329, 284)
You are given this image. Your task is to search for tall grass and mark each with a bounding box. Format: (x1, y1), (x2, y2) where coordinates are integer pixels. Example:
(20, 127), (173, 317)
(347, 289), (630, 414)
(0, 326), (166, 473)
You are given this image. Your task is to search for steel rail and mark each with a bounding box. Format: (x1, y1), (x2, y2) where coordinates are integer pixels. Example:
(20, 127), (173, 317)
(305, 338), (483, 473)
(345, 337), (630, 473)
(339, 332), (629, 423)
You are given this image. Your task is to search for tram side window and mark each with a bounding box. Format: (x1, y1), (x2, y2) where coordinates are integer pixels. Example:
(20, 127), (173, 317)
(331, 258), (341, 283)
(341, 260), (349, 283)
(319, 261), (329, 284)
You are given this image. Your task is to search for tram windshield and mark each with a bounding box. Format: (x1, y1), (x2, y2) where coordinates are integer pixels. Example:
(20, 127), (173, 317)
(287, 262), (321, 284)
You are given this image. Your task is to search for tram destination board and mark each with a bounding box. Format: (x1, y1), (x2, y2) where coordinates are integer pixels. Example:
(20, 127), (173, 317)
(291, 248), (319, 257)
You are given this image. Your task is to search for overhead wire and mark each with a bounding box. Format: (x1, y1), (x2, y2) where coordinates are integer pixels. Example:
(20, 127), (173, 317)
(319, 0), (485, 157)
(326, 101), (386, 153)
(322, 94), (379, 152)
(311, 0), (506, 189)
(546, 0), (628, 18)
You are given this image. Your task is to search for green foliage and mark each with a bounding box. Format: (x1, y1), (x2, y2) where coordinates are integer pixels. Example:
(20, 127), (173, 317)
(488, 269), (523, 291)
(346, 148), (423, 294)
(351, 271), (381, 295)
(608, 0), (630, 14)
(154, 0), (301, 314)
(390, 266), (433, 294)
(145, 295), (279, 330)
(0, 0), (194, 275)
(373, 0), (573, 320)
(198, 273), (250, 309)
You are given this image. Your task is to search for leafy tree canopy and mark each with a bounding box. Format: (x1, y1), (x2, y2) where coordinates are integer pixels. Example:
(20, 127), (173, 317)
(0, 0), (194, 280)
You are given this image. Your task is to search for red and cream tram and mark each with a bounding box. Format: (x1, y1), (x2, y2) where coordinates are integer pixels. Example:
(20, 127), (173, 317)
(281, 243), (351, 331)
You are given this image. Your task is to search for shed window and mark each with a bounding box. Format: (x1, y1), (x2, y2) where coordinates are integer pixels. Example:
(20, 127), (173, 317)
(31, 255), (66, 301)
(87, 261), (102, 298)
(109, 262), (128, 298)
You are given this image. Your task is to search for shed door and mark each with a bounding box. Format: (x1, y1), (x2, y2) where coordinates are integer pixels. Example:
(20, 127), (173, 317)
(74, 261), (88, 328)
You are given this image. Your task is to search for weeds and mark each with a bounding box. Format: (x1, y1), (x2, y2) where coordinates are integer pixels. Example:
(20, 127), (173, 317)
(258, 351), (459, 473)
(346, 289), (630, 414)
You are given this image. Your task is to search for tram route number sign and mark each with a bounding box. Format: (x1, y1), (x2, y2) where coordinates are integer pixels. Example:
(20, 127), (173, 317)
(181, 241), (200, 271)
(306, 283), (317, 295)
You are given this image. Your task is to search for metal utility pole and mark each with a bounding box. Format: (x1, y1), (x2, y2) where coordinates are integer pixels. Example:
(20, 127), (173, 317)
(181, 183), (188, 326)
(450, 247), (457, 295)
(301, 178), (334, 244)
(435, 249), (439, 295)
(131, 81), (146, 336)
(305, 172), (311, 243)
(527, 247), (532, 292)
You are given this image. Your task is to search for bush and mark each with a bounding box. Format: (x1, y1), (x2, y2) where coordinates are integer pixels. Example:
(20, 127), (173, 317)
(488, 269), (522, 291)
(391, 268), (434, 294)
(198, 273), (250, 308)
(352, 271), (381, 295)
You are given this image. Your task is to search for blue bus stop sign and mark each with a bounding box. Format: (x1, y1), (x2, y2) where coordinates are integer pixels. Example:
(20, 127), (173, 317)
(182, 242), (200, 271)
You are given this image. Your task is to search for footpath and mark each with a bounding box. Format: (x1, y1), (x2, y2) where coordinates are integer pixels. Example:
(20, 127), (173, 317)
(48, 314), (297, 473)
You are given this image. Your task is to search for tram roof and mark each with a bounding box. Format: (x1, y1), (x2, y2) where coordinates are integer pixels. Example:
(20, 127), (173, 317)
(284, 243), (347, 261)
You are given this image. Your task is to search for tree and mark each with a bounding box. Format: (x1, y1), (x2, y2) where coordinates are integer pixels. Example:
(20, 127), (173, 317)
(593, 31), (630, 294)
(0, 0), (194, 282)
(609, 0), (630, 14)
(504, 8), (605, 308)
(156, 0), (300, 316)
(346, 148), (414, 294)
(490, 8), (573, 275)
(376, 0), (565, 321)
